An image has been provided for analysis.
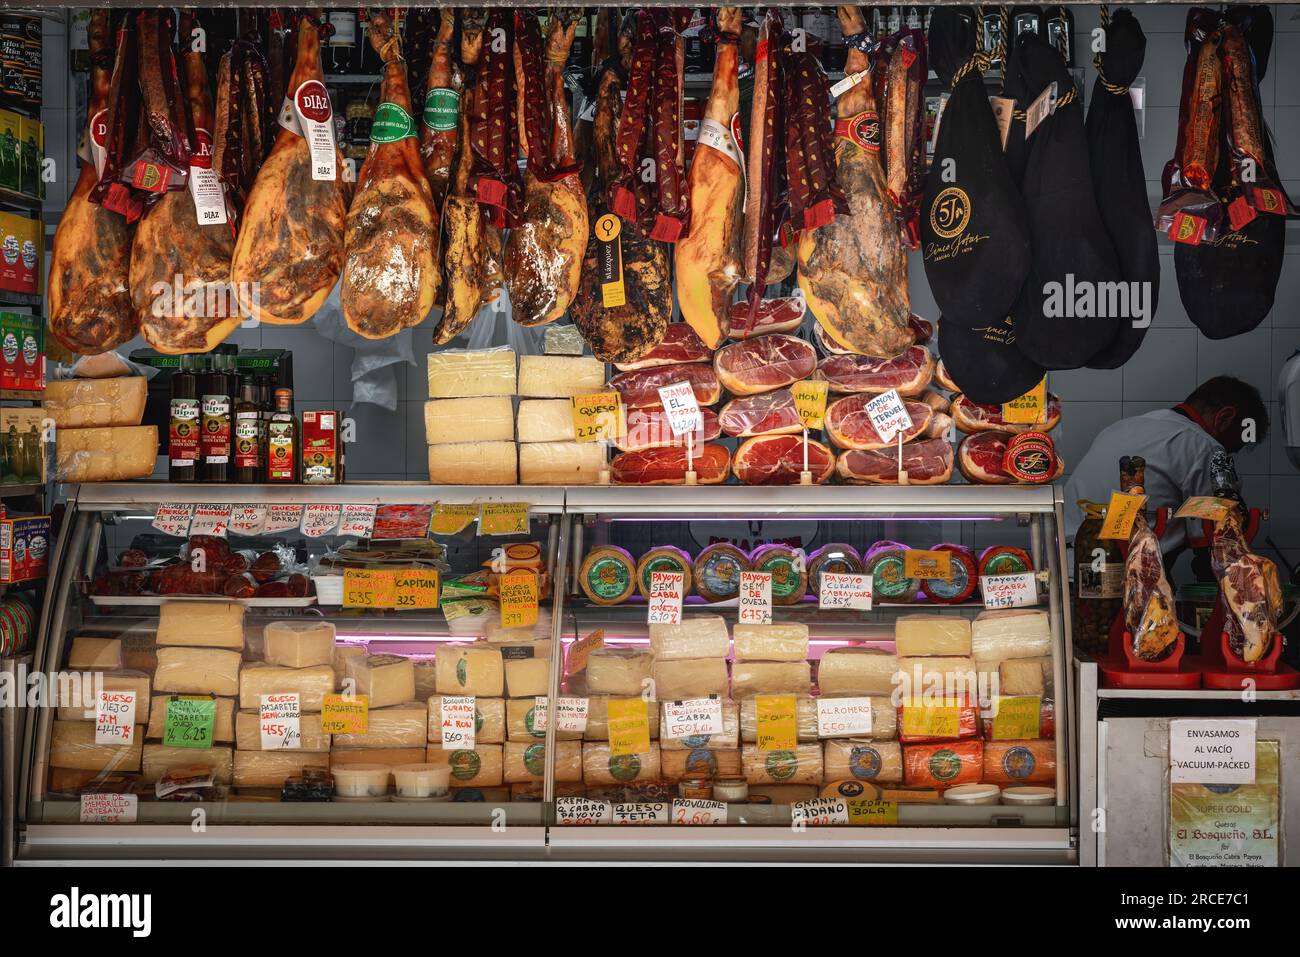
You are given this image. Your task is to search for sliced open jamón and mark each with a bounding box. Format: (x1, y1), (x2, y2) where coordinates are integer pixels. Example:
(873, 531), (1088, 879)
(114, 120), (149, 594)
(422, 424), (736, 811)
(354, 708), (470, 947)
(610, 443), (732, 485)
(608, 363), (721, 410)
(825, 396), (934, 450)
(713, 334), (818, 396)
(835, 438), (955, 485)
(951, 393), (1061, 433)
(815, 346), (935, 396)
(733, 434), (835, 485)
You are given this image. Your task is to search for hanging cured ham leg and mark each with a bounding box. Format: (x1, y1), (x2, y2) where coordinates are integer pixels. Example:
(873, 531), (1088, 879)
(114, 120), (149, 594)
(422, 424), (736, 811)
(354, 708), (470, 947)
(1120, 457), (1180, 661)
(418, 9), (461, 210)
(49, 10), (138, 354)
(341, 10), (439, 339)
(229, 16), (349, 326)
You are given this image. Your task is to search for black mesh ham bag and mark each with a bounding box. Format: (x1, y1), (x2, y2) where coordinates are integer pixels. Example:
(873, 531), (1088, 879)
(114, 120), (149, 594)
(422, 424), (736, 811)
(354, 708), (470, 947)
(1084, 8), (1160, 369)
(1011, 32), (1122, 370)
(936, 314), (1045, 406)
(920, 7), (1031, 330)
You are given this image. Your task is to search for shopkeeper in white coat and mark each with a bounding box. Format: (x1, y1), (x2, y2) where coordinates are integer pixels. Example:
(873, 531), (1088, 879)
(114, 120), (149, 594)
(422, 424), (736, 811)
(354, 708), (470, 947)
(1064, 376), (1270, 561)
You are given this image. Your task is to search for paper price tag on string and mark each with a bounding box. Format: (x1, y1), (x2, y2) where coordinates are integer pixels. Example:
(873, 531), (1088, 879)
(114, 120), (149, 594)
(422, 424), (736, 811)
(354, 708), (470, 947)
(264, 504), (304, 533)
(228, 505), (267, 535)
(738, 570), (772, 624)
(343, 568), (397, 608)
(189, 504), (232, 537)
(594, 213), (626, 308)
(440, 695), (477, 749)
(657, 380), (704, 437)
(1098, 491), (1148, 539)
(1002, 377), (1047, 424)
(671, 799), (727, 825)
(80, 793), (137, 823)
(557, 797), (614, 826)
(606, 698), (651, 757)
(300, 504), (341, 537)
(864, 388), (913, 444)
(791, 379), (829, 430)
(571, 392), (624, 443)
(322, 694), (368, 735)
(1024, 80), (1058, 138)
(292, 78), (337, 180)
(904, 549), (953, 580)
(818, 572), (873, 610)
(479, 502), (530, 536)
(1174, 497), (1237, 522)
(755, 694), (798, 751)
(337, 504), (377, 537)
(663, 698), (725, 740)
(991, 695), (1042, 740)
(646, 571), (684, 625)
(499, 570), (539, 629)
(816, 697), (873, 737)
(152, 504), (194, 537)
(162, 696), (216, 749)
(792, 798), (849, 826)
(981, 572), (1038, 609)
(94, 689), (137, 746)
(989, 95), (1015, 150)
(260, 694), (301, 750)
(901, 700), (960, 739)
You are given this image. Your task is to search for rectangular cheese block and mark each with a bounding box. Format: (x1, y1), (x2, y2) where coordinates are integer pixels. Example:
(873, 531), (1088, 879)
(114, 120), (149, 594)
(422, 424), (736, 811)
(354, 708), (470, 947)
(740, 695), (897, 743)
(424, 396), (515, 444)
(347, 654), (417, 708)
(141, 744), (233, 785)
(816, 647), (898, 697)
(155, 602), (245, 650)
(983, 739), (1056, 786)
(412, 660), (438, 701)
(586, 647), (653, 697)
(582, 696), (660, 741)
(823, 739), (904, 785)
(233, 751), (328, 789)
(504, 697), (582, 742)
(659, 699), (739, 750)
(43, 376), (148, 428)
(741, 743), (823, 785)
(427, 696), (506, 745)
(426, 348), (516, 398)
(1000, 656), (1050, 696)
(517, 355), (605, 398)
(502, 740), (582, 784)
(49, 767), (138, 794)
(332, 703), (427, 749)
(894, 615), (973, 657)
(648, 616), (730, 660)
(146, 695), (236, 743)
(582, 743), (663, 785)
(234, 710), (329, 752)
(652, 658), (729, 700)
(154, 647), (242, 697)
(427, 442), (517, 485)
(262, 620), (335, 668)
(238, 663), (334, 712)
(500, 640), (551, 698)
(122, 634), (157, 673)
(333, 645), (367, 687)
(330, 748), (426, 770)
(55, 670), (151, 719)
(56, 425), (158, 482)
(732, 623), (809, 662)
(896, 656), (978, 700)
(435, 644), (503, 697)
(68, 636), (122, 671)
(660, 747), (742, 782)
(971, 609), (1053, 663)
(730, 661), (812, 698)
(518, 441), (604, 485)
(516, 399), (574, 443)
(424, 744), (504, 787)
(903, 740), (983, 789)
(50, 720), (143, 771)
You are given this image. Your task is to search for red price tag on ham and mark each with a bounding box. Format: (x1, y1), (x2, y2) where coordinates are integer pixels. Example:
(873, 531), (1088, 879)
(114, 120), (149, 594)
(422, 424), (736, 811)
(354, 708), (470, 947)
(657, 380), (704, 437)
(152, 505), (194, 537)
(739, 571), (772, 624)
(864, 389), (913, 444)
(260, 693), (301, 750)
(228, 505), (267, 535)
(337, 504), (377, 538)
(647, 571), (684, 625)
(189, 504), (232, 537)
(818, 572), (873, 610)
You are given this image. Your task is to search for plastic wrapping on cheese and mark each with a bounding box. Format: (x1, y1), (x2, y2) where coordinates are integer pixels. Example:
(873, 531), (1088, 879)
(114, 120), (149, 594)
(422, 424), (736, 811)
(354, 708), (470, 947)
(807, 543), (864, 595)
(693, 543), (749, 602)
(503, 740), (583, 783)
(333, 645), (367, 687)
(141, 743), (233, 784)
(586, 647), (654, 696)
(331, 748), (426, 769)
(741, 744), (824, 785)
(516, 399), (576, 443)
(896, 699), (980, 743)
(653, 657), (729, 700)
(817, 647), (899, 696)
(43, 376), (148, 428)
(821, 779), (882, 801)
(232, 750), (326, 789)
(426, 347), (517, 398)
(154, 647), (242, 697)
(146, 695), (236, 743)
(505, 697), (582, 742)
(902, 740), (984, 789)
(48, 768), (137, 794)
(980, 697), (1055, 740)
(68, 636), (122, 670)
(517, 355), (606, 397)
(894, 615), (973, 657)
(56, 426), (159, 482)
(519, 442), (605, 485)
(582, 742), (664, 785)
(659, 699), (739, 750)
(730, 661), (812, 698)
(648, 615), (730, 660)
(971, 609), (1052, 663)
(428, 696), (506, 745)
(739, 695), (897, 742)
(50, 720), (144, 771)
(423, 744), (505, 786)
(583, 696), (660, 741)
(732, 623), (809, 662)
(823, 739), (905, 784)
(412, 660), (438, 701)
(579, 546), (637, 605)
(748, 544), (809, 605)
(55, 671), (152, 719)
(263, 620), (336, 669)
(919, 545), (978, 604)
(895, 656), (978, 700)
(661, 747), (742, 782)
(434, 644), (502, 698)
(1000, 657), (1050, 696)
(234, 709), (329, 751)
(239, 664), (334, 712)
(862, 541), (919, 602)
(428, 442), (518, 485)
(636, 546), (694, 599)
(983, 739), (1055, 785)
(424, 396), (515, 444)
(333, 703), (428, 749)
(155, 602), (245, 650)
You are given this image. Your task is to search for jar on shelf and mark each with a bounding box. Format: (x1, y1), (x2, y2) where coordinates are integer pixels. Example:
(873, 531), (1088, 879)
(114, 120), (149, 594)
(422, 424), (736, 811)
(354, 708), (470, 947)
(1071, 500), (1124, 658)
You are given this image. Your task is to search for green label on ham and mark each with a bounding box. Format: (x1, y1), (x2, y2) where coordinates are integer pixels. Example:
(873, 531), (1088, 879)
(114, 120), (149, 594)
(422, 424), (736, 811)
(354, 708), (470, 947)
(423, 88), (460, 132)
(371, 102), (416, 143)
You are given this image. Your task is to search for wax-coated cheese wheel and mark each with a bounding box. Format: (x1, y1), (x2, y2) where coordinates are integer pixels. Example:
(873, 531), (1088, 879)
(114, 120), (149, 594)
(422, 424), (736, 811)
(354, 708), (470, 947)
(817, 647), (898, 696)
(660, 747), (742, 782)
(50, 720), (143, 771)
(636, 546), (693, 599)
(821, 779), (882, 801)
(434, 644), (502, 698)
(586, 647), (654, 697)
(503, 740), (582, 783)
(823, 739), (904, 784)
(748, 544), (809, 605)
(156, 602), (246, 649)
(262, 620), (335, 668)
(894, 615), (973, 657)
(234, 709), (329, 751)
(733, 623), (809, 662)
(582, 743), (663, 785)
(978, 545), (1034, 578)
(427, 696), (506, 745)
(652, 657), (729, 700)
(971, 609), (1052, 663)
(693, 543), (750, 602)
(146, 695), (236, 743)
(648, 615), (730, 660)
(983, 739), (1055, 785)
(141, 744), (233, 784)
(730, 661), (812, 698)
(902, 740), (984, 789)
(424, 744), (504, 787)
(919, 545), (978, 604)
(154, 647), (241, 697)
(741, 744), (823, 785)
(862, 541), (919, 602)
(232, 751), (324, 789)
(806, 543), (864, 596)
(239, 663), (335, 712)
(578, 546), (638, 605)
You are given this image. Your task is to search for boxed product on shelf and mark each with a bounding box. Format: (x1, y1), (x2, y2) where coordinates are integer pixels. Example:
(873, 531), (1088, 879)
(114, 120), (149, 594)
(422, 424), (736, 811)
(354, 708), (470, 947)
(741, 744), (823, 785)
(0, 513), (48, 583)
(0, 209), (40, 294)
(234, 710), (329, 752)
(823, 739), (905, 785)
(652, 657), (728, 699)
(49, 720), (144, 772)
(141, 744), (234, 784)
(146, 696), (237, 743)
(729, 661), (812, 698)
(581, 742), (663, 785)
(648, 615), (730, 660)
(424, 744), (505, 788)
(0, 108), (19, 191)
(660, 747), (741, 782)
(348, 653), (417, 707)
(0, 311), (43, 392)
(154, 647), (241, 697)
(155, 602), (245, 649)
(18, 115), (39, 198)
(503, 740), (582, 784)
(428, 696), (506, 745)
(331, 703), (427, 749)
(239, 664), (334, 712)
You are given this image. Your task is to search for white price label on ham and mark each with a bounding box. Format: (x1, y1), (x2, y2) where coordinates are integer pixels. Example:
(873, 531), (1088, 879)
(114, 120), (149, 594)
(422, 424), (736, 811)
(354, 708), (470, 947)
(439, 695), (477, 749)
(95, 689), (137, 746)
(337, 504), (377, 538)
(646, 571), (684, 625)
(228, 505), (267, 535)
(657, 380), (705, 437)
(738, 571), (772, 624)
(300, 504), (342, 538)
(189, 504), (232, 537)
(818, 572), (873, 610)
(792, 797), (849, 826)
(816, 697), (874, 737)
(980, 573), (1038, 609)
(663, 698), (725, 740)
(264, 504), (304, 533)
(292, 79), (337, 181)
(260, 694), (301, 750)
(864, 389), (913, 444)
(613, 802), (670, 825)
(671, 798), (727, 825)
(557, 797), (613, 825)
(80, 793), (137, 824)
(152, 504), (194, 537)
(188, 163), (228, 226)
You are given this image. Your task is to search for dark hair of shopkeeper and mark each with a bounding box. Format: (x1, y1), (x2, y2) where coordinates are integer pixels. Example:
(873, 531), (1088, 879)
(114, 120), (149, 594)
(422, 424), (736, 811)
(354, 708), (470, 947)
(1180, 376), (1269, 450)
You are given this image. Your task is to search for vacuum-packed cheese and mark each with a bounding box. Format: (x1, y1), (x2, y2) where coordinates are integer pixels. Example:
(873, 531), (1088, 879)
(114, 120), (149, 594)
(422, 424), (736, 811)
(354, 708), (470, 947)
(659, 699), (739, 750)
(741, 743), (823, 785)
(154, 647), (241, 697)
(427, 442), (517, 485)
(517, 355), (605, 397)
(426, 348), (516, 397)
(587, 647), (653, 696)
(649, 616), (730, 660)
(660, 747), (741, 782)
(332, 703), (427, 749)
(971, 609), (1052, 662)
(516, 399), (574, 442)
(503, 739), (582, 783)
(732, 623), (809, 662)
(434, 644), (503, 698)
(330, 748), (426, 769)
(740, 695), (896, 742)
(68, 636), (122, 670)
(823, 739), (904, 784)
(902, 740), (984, 789)
(55, 425), (158, 482)
(500, 640), (551, 698)
(233, 750), (326, 788)
(141, 744), (233, 784)
(894, 615), (973, 657)
(55, 671), (151, 719)
(424, 744), (504, 787)
(424, 396), (515, 444)
(730, 661), (811, 698)
(896, 656), (979, 700)
(234, 710), (329, 751)
(518, 441), (604, 485)
(653, 658), (729, 700)
(347, 654), (417, 707)
(43, 376), (148, 428)
(50, 720), (143, 771)
(582, 743), (663, 785)
(239, 664), (334, 712)
(583, 696), (660, 741)
(262, 620), (335, 668)
(983, 739), (1055, 785)
(333, 645), (367, 687)
(412, 660), (438, 700)
(146, 695), (236, 742)
(505, 697), (583, 742)
(427, 696), (506, 745)
(578, 546), (637, 605)
(817, 647), (898, 696)
(155, 602), (245, 649)
(999, 656), (1051, 696)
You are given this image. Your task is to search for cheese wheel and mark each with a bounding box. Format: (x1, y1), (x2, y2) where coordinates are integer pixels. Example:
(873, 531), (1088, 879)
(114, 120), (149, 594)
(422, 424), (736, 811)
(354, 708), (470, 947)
(748, 544), (809, 605)
(741, 744), (823, 785)
(263, 620), (335, 668)
(424, 744), (504, 787)
(232, 751), (324, 789)
(635, 546), (694, 599)
(146, 695), (237, 743)
(156, 602), (246, 649)
(660, 747), (742, 782)
(806, 543), (864, 596)
(332, 703), (428, 749)
(239, 663), (335, 712)
(743, 695), (897, 742)
(427, 696), (506, 745)
(896, 696), (981, 743)
(919, 545), (978, 604)
(154, 647), (241, 697)
(68, 636), (122, 670)
(978, 545), (1034, 578)
(821, 779), (882, 801)
(895, 656), (979, 702)
(902, 741), (984, 789)
(693, 543), (749, 602)
(862, 541), (919, 602)
(499, 640), (551, 698)
(331, 748), (427, 769)
(505, 697), (582, 742)
(581, 743), (663, 785)
(434, 644), (502, 698)
(44, 376), (148, 428)
(823, 739), (904, 784)
(578, 546), (637, 606)
(999, 656), (1051, 696)
(55, 671), (152, 719)
(983, 739), (1055, 785)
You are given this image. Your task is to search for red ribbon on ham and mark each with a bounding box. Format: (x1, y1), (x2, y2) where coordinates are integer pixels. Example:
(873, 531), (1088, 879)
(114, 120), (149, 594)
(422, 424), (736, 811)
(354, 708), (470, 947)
(470, 10), (522, 228)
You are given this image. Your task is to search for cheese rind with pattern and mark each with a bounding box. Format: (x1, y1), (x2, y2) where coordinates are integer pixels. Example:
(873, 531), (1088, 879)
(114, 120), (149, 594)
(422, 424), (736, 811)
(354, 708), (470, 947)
(581, 742), (663, 785)
(503, 740), (582, 783)
(154, 647), (242, 697)
(823, 739), (904, 784)
(740, 743), (823, 785)
(424, 743), (505, 787)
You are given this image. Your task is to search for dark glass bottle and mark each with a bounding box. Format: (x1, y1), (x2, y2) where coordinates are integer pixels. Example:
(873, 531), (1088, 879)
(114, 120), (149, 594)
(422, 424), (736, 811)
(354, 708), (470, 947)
(200, 354), (234, 482)
(233, 375), (262, 484)
(256, 374), (273, 481)
(169, 355), (199, 482)
(266, 388), (298, 483)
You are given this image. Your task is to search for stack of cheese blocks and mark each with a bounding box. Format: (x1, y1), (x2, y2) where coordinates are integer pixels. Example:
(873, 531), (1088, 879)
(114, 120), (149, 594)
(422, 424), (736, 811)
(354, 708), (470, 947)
(333, 651), (424, 781)
(46, 373), (157, 482)
(577, 644), (661, 792)
(424, 348), (609, 486)
(892, 614), (980, 790)
(815, 639), (902, 792)
(971, 609), (1056, 789)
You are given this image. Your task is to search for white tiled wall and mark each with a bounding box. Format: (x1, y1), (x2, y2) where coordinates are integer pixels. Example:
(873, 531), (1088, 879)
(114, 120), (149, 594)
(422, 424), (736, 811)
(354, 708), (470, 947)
(39, 7), (1300, 547)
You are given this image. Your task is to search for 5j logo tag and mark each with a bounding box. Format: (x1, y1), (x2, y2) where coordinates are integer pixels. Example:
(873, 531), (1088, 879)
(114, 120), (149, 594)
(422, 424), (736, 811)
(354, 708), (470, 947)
(930, 186), (971, 239)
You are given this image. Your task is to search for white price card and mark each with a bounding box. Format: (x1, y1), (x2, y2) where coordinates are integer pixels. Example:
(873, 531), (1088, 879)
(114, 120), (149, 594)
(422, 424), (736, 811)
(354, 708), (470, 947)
(94, 689), (137, 746)
(738, 570), (772, 624)
(300, 504), (342, 538)
(228, 505), (267, 535)
(264, 504), (304, 533)
(189, 504), (232, 537)
(663, 698), (725, 740)
(555, 697), (590, 733)
(816, 697), (874, 738)
(657, 380), (704, 437)
(613, 802), (670, 825)
(557, 797), (613, 825)
(259, 694), (301, 750)
(646, 570), (684, 625)
(671, 798), (728, 825)
(337, 504), (377, 538)
(80, 793), (137, 824)
(864, 388), (913, 444)
(1170, 719), (1256, 785)
(188, 162), (228, 226)
(818, 572), (873, 610)
(292, 79), (337, 181)
(980, 572), (1038, 609)
(792, 797), (849, 826)
(152, 504), (194, 537)
(439, 695), (477, 749)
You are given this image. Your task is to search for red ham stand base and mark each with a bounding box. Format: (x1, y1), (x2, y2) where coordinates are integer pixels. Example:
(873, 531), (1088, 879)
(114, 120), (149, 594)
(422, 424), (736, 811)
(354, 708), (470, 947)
(1190, 601), (1300, 691)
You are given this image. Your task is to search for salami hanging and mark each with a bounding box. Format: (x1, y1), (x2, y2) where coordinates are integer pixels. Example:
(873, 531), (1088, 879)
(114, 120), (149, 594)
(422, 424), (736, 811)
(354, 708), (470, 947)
(469, 10), (522, 229)
(874, 26), (928, 249)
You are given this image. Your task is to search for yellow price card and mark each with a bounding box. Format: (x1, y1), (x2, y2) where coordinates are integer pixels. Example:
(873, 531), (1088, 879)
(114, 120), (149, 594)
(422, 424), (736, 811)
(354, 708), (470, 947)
(430, 503), (479, 536)
(343, 568), (396, 608)
(904, 549), (953, 580)
(847, 799), (899, 826)
(392, 568), (440, 609)
(1098, 491), (1148, 539)
(571, 392), (624, 443)
(755, 694), (799, 751)
(1002, 377), (1046, 424)
(991, 695), (1042, 740)
(321, 694), (369, 735)
(480, 502), (530, 536)
(791, 380), (829, 430)
(607, 698), (651, 757)
(1174, 496), (1236, 522)
(499, 569), (539, 629)
(901, 700), (961, 739)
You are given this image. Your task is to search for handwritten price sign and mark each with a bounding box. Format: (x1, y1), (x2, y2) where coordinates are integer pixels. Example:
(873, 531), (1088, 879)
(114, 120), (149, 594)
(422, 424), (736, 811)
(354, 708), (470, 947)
(818, 572), (873, 610)
(980, 572), (1038, 609)
(657, 380), (704, 437)
(671, 798), (727, 825)
(738, 570), (772, 624)
(646, 571), (684, 625)
(864, 388), (913, 443)
(571, 392), (624, 443)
